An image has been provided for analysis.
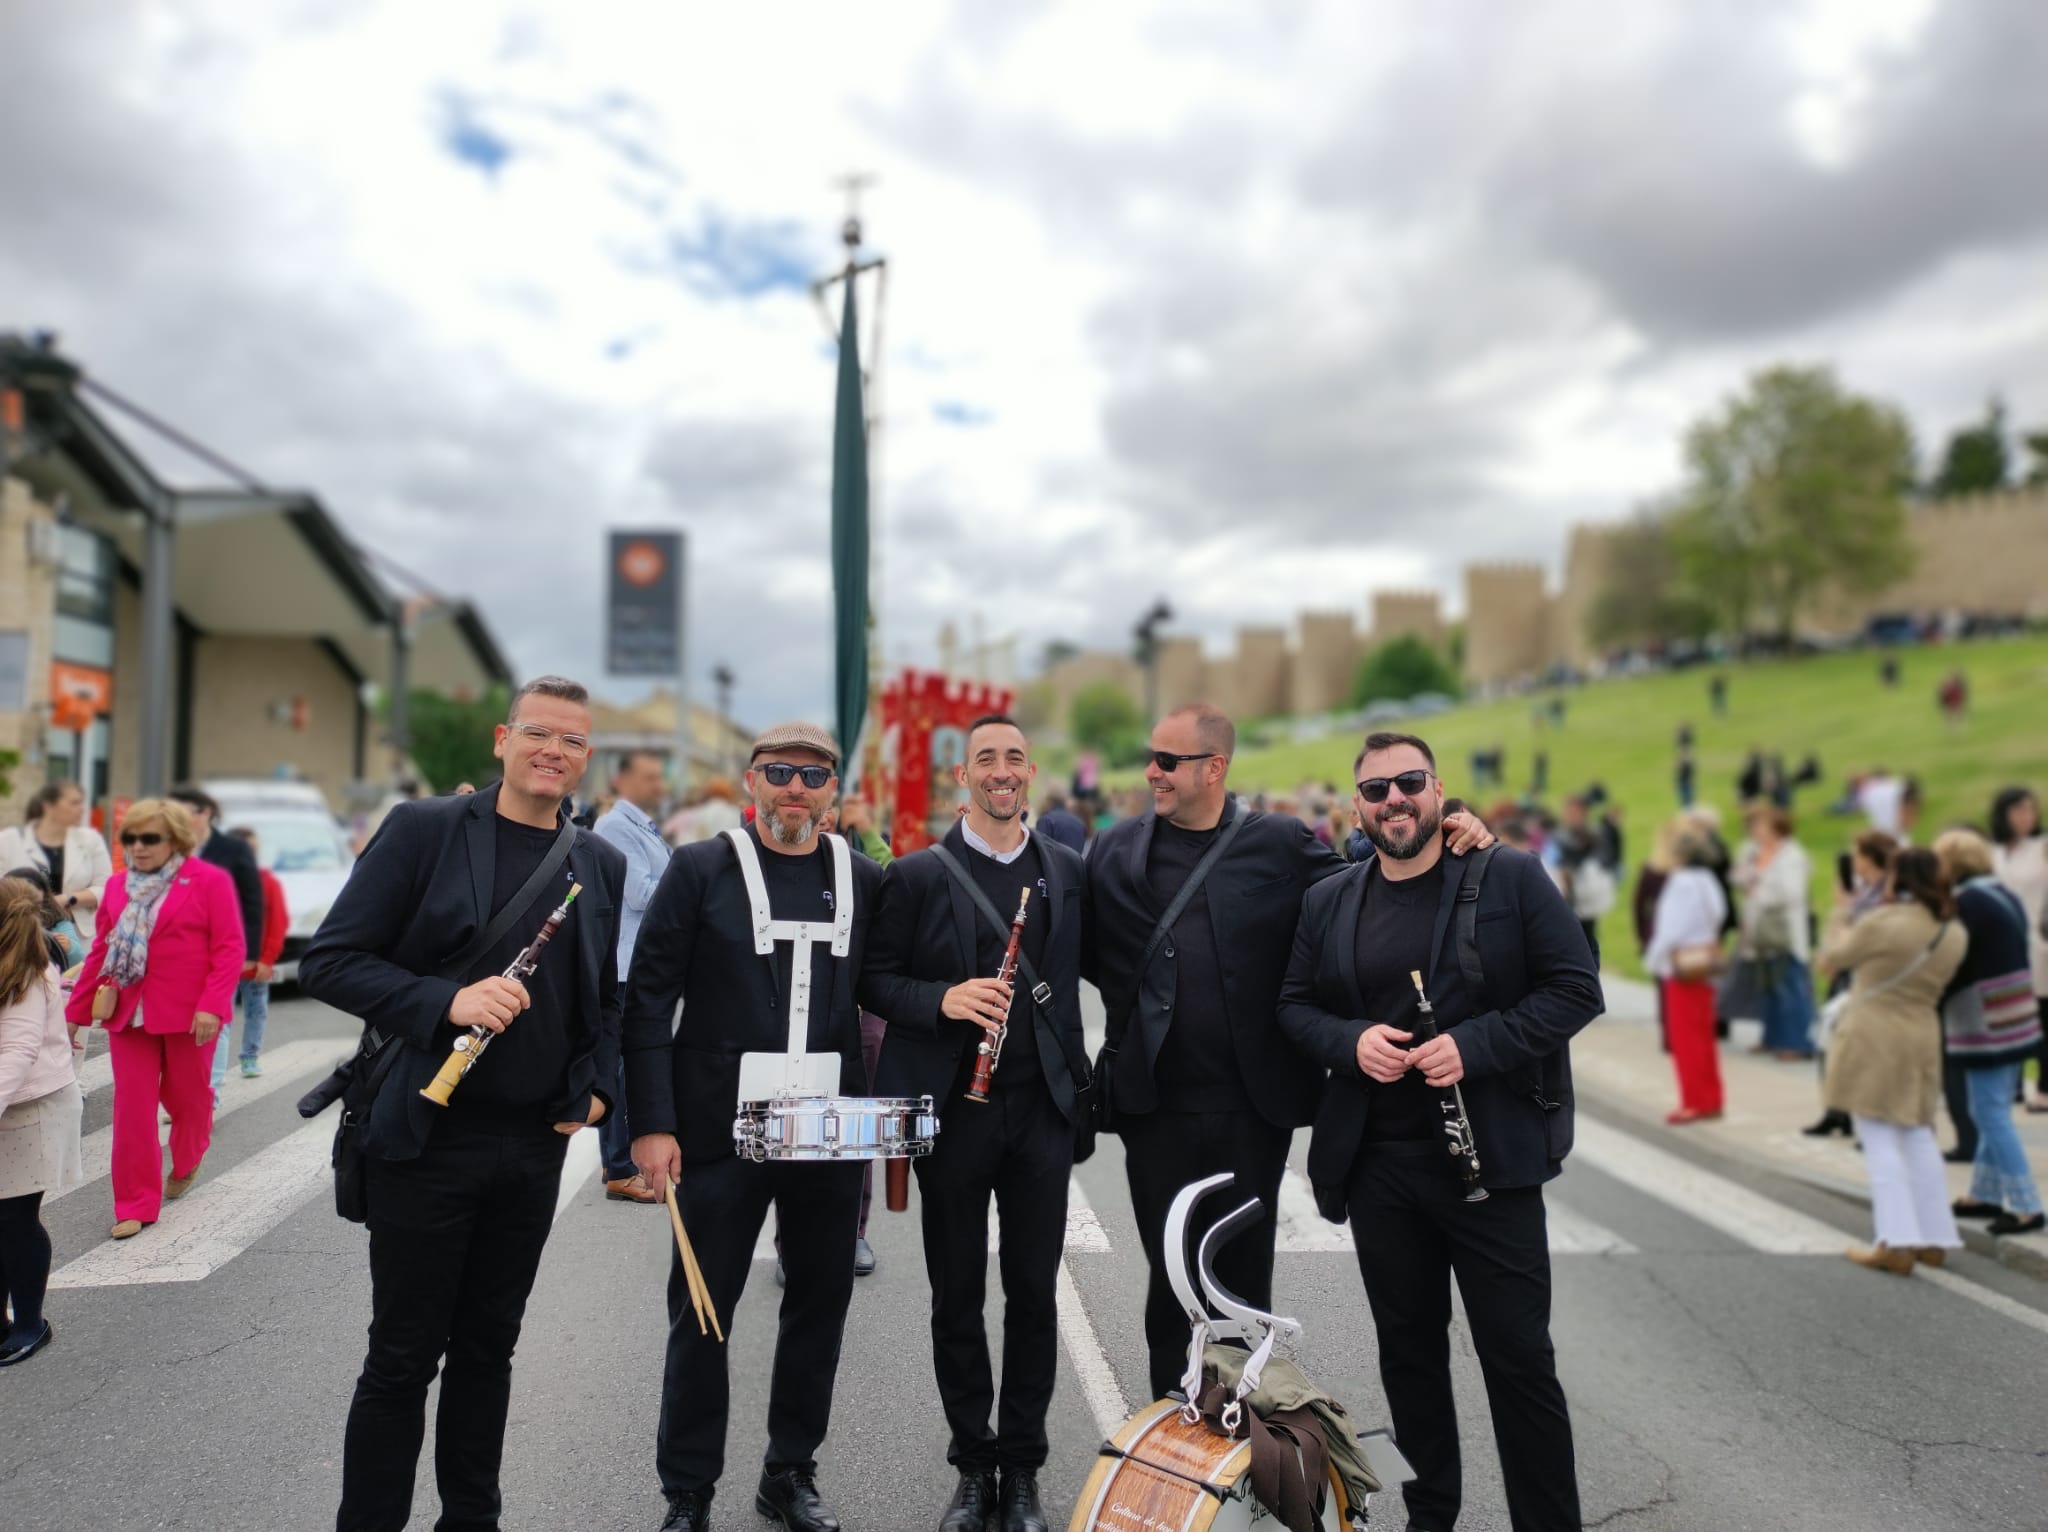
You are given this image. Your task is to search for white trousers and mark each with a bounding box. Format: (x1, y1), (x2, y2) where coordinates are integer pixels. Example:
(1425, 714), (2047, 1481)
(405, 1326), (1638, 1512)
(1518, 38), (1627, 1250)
(1853, 1115), (1961, 1249)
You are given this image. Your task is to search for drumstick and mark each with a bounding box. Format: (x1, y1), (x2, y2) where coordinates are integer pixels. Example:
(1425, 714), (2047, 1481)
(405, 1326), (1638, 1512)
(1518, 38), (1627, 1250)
(666, 1175), (725, 1343)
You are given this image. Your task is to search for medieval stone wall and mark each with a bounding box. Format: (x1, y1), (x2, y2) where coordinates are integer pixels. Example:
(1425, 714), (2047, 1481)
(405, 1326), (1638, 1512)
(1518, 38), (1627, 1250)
(1462, 564), (1552, 689)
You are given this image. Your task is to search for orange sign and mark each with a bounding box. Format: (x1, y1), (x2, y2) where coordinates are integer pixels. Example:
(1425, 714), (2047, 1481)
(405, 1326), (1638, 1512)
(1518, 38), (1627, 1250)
(618, 539), (667, 587)
(49, 662), (112, 732)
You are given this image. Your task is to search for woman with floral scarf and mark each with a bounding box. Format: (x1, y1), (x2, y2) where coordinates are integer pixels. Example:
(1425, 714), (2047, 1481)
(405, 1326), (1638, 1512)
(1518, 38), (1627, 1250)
(64, 799), (245, 1239)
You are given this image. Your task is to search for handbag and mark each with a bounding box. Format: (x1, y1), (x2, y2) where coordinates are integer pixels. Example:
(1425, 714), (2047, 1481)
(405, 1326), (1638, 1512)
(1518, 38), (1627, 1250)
(310, 817), (579, 1221)
(1671, 943), (1725, 982)
(929, 844), (1098, 1164)
(1814, 920), (1950, 1053)
(1097, 797), (1248, 1135)
(89, 978), (120, 1022)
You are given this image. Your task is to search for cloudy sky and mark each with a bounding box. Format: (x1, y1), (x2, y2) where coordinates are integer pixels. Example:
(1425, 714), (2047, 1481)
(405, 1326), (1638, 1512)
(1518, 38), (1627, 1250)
(4, 0), (2045, 725)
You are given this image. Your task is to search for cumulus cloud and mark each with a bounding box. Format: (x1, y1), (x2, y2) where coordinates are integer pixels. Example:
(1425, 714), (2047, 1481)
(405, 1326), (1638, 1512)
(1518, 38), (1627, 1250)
(2, 0), (2043, 725)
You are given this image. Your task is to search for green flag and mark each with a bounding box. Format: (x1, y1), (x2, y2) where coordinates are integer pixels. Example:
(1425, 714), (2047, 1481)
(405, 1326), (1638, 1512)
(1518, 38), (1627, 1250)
(830, 274), (869, 779)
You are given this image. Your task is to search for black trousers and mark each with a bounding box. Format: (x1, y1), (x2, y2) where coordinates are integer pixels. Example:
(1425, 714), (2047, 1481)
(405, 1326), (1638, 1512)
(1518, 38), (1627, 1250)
(916, 1078), (1072, 1473)
(658, 1155), (862, 1499)
(1944, 1057), (1978, 1158)
(1121, 1106), (1291, 1400)
(1347, 1143), (1579, 1532)
(338, 1117), (568, 1532)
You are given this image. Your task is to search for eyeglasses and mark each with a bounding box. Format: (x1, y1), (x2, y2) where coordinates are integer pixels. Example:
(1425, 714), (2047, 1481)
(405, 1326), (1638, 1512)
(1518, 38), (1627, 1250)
(1356, 769), (1435, 804)
(120, 832), (166, 848)
(758, 762), (834, 789)
(507, 722), (592, 758)
(1149, 751), (1217, 774)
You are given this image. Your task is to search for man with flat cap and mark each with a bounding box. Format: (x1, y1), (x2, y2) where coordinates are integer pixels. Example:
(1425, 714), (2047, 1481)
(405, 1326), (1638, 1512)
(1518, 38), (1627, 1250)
(625, 722), (882, 1532)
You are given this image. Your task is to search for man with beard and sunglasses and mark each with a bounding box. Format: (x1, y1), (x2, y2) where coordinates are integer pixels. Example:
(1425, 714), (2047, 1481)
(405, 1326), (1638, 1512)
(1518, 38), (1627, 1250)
(1082, 703), (1493, 1404)
(622, 723), (881, 1532)
(859, 714), (1089, 1532)
(1278, 732), (1600, 1532)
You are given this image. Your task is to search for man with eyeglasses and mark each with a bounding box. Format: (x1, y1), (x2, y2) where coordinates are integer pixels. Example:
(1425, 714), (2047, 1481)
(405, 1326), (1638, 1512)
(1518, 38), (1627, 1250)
(300, 675), (627, 1532)
(623, 722), (881, 1532)
(1082, 704), (1492, 1402)
(1278, 731), (1599, 1532)
(858, 714), (1090, 1532)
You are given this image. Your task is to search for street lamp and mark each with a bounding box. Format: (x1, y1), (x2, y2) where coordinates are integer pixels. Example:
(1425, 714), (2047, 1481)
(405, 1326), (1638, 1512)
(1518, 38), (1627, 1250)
(711, 663), (735, 777)
(1134, 598), (1173, 724)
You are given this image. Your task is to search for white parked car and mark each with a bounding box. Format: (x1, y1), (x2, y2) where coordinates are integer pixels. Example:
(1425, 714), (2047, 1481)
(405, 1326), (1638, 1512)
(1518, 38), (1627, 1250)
(204, 780), (355, 984)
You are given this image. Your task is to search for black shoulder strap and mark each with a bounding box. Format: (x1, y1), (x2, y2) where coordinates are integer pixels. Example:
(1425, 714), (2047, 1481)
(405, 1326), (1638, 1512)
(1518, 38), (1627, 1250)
(1139, 796), (1248, 976)
(929, 842), (1091, 1087)
(361, 815), (578, 1057)
(1453, 844), (1500, 996)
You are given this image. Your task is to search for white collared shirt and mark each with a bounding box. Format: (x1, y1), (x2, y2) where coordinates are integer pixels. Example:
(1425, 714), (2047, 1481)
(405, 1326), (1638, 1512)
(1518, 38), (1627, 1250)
(961, 821), (1032, 865)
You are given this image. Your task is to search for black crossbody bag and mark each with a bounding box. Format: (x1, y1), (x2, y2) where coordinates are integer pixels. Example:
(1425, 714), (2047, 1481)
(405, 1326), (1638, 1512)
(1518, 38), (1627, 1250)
(300, 817), (578, 1221)
(1096, 797), (1247, 1135)
(929, 844), (1100, 1164)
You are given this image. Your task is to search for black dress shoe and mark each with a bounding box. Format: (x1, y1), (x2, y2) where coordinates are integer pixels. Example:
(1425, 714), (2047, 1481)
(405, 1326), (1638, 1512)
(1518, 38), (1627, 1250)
(658, 1489), (709, 1532)
(1801, 1110), (1853, 1137)
(939, 1470), (999, 1532)
(756, 1467), (839, 1532)
(1943, 1146), (1976, 1164)
(1987, 1211), (2046, 1237)
(999, 1470), (1049, 1532)
(1952, 1198), (2003, 1219)
(0, 1320), (53, 1367)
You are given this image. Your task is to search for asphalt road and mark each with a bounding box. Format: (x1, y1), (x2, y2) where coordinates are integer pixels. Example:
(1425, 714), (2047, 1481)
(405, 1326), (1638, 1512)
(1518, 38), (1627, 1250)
(6, 992), (2048, 1531)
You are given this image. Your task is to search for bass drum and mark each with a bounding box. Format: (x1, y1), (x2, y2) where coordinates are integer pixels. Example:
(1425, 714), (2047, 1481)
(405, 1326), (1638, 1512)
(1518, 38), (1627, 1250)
(1067, 1399), (1351, 1532)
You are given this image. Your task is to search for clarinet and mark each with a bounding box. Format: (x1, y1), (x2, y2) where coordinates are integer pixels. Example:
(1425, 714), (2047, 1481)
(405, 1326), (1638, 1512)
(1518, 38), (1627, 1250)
(963, 887), (1032, 1104)
(1409, 969), (1488, 1202)
(421, 882), (582, 1106)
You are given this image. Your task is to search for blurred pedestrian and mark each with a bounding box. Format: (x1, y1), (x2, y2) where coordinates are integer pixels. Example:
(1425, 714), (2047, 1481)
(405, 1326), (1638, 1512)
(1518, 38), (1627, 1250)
(1856, 767), (1907, 838)
(1815, 848), (1968, 1275)
(592, 750), (673, 1207)
(1644, 820), (1729, 1124)
(1803, 831), (1897, 1137)
(1555, 797), (1615, 968)
(1935, 830), (2044, 1236)
(1674, 744), (1696, 809)
(1986, 787), (2048, 1113)
(63, 799), (243, 1239)
(169, 785), (265, 1077)
(1035, 793), (1087, 855)
(1937, 669), (1969, 730)
(1735, 803), (1815, 1060)
(1709, 673), (1728, 715)
(213, 827), (286, 1087)
(0, 880), (83, 1367)
(0, 781), (113, 935)
(4, 866), (87, 968)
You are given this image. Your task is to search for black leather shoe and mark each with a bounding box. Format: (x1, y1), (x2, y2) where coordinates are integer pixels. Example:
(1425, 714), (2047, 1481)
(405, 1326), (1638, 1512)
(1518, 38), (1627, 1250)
(999, 1469), (1048, 1532)
(0, 1321), (53, 1367)
(757, 1467), (839, 1532)
(1800, 1110), (1852, 1137)
(658, 1489), (709, 1532)
(1987, 1211), (2045, 1237)
(939, 1470), (999, 1532)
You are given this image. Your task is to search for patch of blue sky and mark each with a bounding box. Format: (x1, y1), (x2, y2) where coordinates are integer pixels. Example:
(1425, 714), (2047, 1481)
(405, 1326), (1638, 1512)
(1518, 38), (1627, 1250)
(933, 401), (995, 427)
(439, 92), (513, 179)
(666, 211), (816, 299)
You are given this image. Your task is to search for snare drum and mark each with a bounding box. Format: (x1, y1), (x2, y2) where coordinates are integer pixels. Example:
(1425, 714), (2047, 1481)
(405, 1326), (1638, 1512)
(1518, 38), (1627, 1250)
(732, 1094), (940, 1164)
(1067, 1399), (1351, 1532)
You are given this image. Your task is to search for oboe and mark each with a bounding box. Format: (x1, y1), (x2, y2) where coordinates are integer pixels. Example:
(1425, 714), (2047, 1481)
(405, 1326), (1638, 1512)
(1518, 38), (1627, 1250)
(963, 887), (1032, 1104)
(421, 882), (582, 1107)
(1409, 969), (1488, 1202)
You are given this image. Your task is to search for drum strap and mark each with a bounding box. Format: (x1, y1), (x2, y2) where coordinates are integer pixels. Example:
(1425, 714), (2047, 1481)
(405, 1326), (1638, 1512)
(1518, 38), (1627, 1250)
(723, 828), (855, 1055)
(1195, 1380), (1331, 1532)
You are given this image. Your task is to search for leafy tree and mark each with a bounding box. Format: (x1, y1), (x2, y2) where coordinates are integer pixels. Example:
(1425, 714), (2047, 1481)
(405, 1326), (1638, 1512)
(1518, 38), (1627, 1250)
(1069, 680), (1142, 754)
(1930, 396), (2010, 497)
(1039, 639), (1081, 673)
(1587, 512), (1718, 650)
(1351, 635), (1461, 706)
(384, 686), (509, 793)
(0, 748), (17, 802)
(1669, 365), (1916, 645)
(2022, 428), (2048, 489)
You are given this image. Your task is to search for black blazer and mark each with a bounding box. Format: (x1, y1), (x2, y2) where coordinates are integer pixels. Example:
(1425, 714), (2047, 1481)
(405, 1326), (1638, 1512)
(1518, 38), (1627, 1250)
(298, 783), (626, 1161)
(200, 828), (265, 962)
(1276, 846), (1602, 1210)
(860, 823), (1088, 1122)
(1082, 798), (1345, 1128)
(621, 829), (882, 1165)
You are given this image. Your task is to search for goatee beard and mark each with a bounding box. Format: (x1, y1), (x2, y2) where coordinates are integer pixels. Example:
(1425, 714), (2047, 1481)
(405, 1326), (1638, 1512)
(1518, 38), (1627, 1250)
(1366, 804), (1442, 860)
(766, 809), (818, 846)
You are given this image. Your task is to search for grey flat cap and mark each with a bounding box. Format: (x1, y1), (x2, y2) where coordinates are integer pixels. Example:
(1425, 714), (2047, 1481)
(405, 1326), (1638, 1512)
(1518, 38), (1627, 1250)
(749, 721), (842, 767)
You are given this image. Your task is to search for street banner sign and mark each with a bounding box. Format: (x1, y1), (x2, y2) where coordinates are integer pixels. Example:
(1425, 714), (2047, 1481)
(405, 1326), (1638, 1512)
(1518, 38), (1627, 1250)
(606, 529), (684, 676)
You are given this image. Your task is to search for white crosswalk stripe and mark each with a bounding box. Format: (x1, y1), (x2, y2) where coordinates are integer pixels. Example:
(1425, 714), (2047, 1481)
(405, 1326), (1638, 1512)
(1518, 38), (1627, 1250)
(52, 1117), (335, 1288)
(1569, 1115), (1846, 1254)
(50, 1038), (353, 1206)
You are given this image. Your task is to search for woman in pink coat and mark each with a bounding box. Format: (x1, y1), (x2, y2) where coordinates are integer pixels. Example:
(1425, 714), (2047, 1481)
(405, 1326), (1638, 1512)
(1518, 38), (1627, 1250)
(65, 798), (244, 1239)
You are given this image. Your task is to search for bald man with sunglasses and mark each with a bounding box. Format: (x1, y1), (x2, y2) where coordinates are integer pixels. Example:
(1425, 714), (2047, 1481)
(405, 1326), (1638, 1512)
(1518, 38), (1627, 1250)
(1081, 702), (1493, 1401)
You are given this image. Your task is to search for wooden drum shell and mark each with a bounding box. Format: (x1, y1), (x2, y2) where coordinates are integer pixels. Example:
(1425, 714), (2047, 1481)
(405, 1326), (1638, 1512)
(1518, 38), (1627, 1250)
(1067, 1399), (1349, 1532)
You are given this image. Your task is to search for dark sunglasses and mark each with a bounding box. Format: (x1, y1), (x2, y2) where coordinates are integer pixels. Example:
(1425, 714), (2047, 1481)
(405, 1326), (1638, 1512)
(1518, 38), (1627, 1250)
(1149, 750), (1216, 774)
(120, 831), (167, 848)
(1356, 769), (1434, 804)
(758, 762), (834, 789)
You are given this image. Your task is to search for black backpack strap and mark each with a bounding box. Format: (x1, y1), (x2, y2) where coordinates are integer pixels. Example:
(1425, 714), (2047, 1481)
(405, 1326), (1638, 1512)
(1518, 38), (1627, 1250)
(1110, 796), (1249, 1048)
(1453, 844), (1499, 996)
(929, 843), (1091, 1090)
